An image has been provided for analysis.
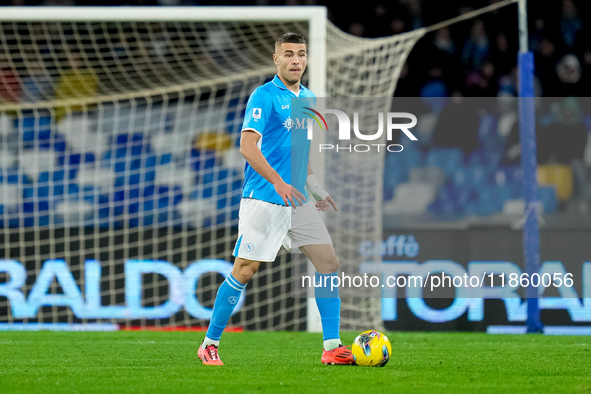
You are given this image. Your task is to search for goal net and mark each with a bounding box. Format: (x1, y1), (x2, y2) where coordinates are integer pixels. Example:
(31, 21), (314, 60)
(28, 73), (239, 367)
(0, 7), (423, 331)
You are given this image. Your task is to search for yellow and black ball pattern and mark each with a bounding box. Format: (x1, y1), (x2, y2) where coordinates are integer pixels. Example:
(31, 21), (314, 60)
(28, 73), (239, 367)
(351, 330), (392, 367)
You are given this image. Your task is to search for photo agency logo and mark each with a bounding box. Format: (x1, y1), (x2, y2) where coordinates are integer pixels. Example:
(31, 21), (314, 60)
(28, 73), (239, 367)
(304, 107), (418, 153)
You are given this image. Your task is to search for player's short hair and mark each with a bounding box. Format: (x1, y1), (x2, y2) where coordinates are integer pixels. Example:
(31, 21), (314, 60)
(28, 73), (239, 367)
(275, 33), (307, 52)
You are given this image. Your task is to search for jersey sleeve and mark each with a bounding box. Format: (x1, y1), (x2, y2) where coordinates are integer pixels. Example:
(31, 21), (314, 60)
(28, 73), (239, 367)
(241, 87), (272, 136)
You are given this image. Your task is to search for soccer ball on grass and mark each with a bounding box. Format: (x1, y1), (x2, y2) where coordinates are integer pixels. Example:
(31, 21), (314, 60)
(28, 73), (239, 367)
(351, 330), (392, 367)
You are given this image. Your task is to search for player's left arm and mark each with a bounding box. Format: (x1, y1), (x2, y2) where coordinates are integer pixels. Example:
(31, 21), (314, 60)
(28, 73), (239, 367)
(306, 163), (338, 212)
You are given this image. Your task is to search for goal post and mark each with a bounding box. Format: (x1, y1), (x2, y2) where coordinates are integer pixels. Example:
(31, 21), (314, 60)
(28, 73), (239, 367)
(516, 0), (543, 333)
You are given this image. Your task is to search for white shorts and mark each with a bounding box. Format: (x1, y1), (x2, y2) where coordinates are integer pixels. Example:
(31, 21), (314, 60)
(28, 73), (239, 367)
(232, 198), (333, 262)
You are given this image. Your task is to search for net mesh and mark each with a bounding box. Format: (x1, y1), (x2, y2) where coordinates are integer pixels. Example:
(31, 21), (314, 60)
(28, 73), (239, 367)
(0, 15), (423, 331)
(324, 25), (424, 330)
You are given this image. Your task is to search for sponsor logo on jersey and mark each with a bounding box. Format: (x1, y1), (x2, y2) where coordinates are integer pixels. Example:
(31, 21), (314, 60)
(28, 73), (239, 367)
(283, 116), (293, 131)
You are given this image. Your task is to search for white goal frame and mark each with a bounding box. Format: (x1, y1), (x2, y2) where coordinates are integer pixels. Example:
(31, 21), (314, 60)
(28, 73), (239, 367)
(0, 5), (327, 333)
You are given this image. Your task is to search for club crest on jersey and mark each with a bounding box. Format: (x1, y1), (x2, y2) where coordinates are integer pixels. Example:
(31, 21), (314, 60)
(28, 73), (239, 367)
(243, 242), (255, 252)
(253, 108), (262, 120)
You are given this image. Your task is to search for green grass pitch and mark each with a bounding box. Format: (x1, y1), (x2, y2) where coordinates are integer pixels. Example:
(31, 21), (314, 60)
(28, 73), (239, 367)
(0, 331), (589, 393)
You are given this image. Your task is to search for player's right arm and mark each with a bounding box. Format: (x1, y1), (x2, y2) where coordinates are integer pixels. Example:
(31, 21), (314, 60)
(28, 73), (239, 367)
(240, 130), (305, 207)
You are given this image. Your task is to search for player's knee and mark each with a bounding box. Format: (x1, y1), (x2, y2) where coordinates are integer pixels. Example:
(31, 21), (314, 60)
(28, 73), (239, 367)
(237, 267), (256, 283)
(328, 255), (340, 273)
(320, 254), (340, 274)
(233, 259), (260, 284)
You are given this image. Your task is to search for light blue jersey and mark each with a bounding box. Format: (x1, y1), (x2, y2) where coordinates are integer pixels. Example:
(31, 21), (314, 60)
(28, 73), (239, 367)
(241, 75), (315, 206)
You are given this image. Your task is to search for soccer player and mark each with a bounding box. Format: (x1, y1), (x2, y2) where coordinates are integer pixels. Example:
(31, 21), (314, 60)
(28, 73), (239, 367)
(198, 33), (353, 366)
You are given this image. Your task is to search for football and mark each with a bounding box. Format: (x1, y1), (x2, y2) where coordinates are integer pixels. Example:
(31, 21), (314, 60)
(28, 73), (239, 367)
(351, 330), (392, 367)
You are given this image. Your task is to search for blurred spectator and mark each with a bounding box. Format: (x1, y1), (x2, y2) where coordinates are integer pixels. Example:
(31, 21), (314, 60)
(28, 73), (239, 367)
(501, 111), (542, 167)
(532, 29), (562, 94)
(20, 60), (54, 103)
(539, 97), (589, 210)
(431, 27), (463, 88)
(461, 19), (490, 72)
(390, 17), (408, 35)
(433, 27), (456, 58)
(539, 97), (587, 165)
(157, 0), (199, 4)
(394, 63), (419, 97)
(465, 60), (497, 97)
(348, 22), (365, 38)
(124, 0), (160, 5)
(577, 35), (591, 90)
(54, 51), (98, 118)
(559, 0), (583, 50)
(406, 0), (425, 30)
(552, 53), (584, 96)
(0, 54), (21, 104)
(490, 32), (515, 78)
(431, 91), (480, 155)
(364, 4), (393, 38)
(504, 97), (587, 166)
(497, 68), (518, 98)
(42, 0), (76, 4)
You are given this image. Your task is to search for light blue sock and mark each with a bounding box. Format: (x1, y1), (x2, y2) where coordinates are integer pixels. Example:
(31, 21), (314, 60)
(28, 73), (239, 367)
(205, 274), (245, 341)
(315, 272), (341, 342)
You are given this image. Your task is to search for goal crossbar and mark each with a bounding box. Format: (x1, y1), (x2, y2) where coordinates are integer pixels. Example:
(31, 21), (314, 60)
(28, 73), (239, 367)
(0, 6), (326, 22)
